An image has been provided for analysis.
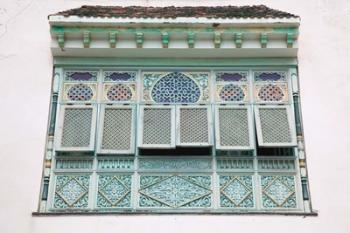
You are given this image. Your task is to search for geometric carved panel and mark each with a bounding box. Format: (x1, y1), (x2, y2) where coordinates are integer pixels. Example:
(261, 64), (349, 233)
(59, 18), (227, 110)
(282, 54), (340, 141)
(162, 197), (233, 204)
(219, 175), (254, 208)
(139, 175), (211, 208)
(97, 175), (132, 208)
(261, 175), (297, 208)
(53, 175), (90, 209)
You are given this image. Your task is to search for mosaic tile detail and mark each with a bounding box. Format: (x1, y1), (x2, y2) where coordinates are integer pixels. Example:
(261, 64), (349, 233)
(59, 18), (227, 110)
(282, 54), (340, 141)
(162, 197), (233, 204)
(97, 175), (132, 208)
(105, 84), (134, 102)
(104, 71), (136, 82)
(139, 175), (211, 208)
(143, 72), (209, 103)
(53, 175), (90, 209)
(261, 175), (297, 208)
(220, 175), (254, 208)
(64, 71), (98, 81)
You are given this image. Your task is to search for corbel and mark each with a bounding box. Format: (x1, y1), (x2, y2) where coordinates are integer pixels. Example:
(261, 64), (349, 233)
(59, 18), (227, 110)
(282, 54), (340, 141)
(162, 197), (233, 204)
(83, 31), (91, 48)
(57, 32), (65, 50)
(187, 32), (195, 48)
(214, 32), (221, 48)
(109, 31), (117, 48)
(136, 32), (144, 48)
(161, 32), (169, 48)
(260, 33), (268, 48)
(287, 32), (295, 48)
(234, 33), (242, 48)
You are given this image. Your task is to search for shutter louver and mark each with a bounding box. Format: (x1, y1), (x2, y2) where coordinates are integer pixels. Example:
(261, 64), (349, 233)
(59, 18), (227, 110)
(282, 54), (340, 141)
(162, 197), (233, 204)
(98, 106), (134, 154)
(255, 106), (297, 147)
(215, 106), (254, 150)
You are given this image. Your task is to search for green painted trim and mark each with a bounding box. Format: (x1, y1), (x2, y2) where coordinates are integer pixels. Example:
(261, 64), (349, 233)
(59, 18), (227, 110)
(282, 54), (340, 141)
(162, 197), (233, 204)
(51, 26), (297, 35)
(53, 57), (298, 67)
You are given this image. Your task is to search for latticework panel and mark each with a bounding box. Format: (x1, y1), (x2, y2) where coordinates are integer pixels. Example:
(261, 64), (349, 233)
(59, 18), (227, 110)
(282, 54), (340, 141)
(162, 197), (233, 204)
(139, 175), (212, 208)
(178, 107), (210, 146)
(140, 106), (175, 148)
(219, 175), (254, 208)
(261, 175), (297, 208)
(97, 175), (132, 208)
(53, 175), (90, 209)
(59, 107), (95, 149)
(216, 107), (253, 150)
(63, 83), (97, 102)
(99, 107), (134, 153)
(255, 106), (296, 147)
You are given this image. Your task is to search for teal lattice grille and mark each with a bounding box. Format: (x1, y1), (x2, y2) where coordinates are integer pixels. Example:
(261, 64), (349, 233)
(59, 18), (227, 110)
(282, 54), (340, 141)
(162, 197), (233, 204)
(97, 175), (132, 208)
(219, 175), (254, 208)
(139, 175), (212, 208)
(53, 175), (90, 209)
(261, 175), (297, 208)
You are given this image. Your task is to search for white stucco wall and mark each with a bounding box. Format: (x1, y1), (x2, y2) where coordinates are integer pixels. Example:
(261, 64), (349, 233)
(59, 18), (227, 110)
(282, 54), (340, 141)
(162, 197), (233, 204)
(0, 0), (349, 232)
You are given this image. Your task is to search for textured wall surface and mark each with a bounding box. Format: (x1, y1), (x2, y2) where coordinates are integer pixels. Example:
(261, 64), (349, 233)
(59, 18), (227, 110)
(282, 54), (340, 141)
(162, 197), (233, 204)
(0, 0), (349, 233)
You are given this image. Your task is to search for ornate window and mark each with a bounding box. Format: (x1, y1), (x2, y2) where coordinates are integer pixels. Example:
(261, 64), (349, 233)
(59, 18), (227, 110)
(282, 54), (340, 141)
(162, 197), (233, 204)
(38, 67), (313, 214)
(37, 5), (314, 215)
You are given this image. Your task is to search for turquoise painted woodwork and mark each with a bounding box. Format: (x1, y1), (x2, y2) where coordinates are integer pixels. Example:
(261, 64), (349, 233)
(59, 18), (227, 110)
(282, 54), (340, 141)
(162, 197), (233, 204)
(53, 175), (90, 209)
(139, 175), (211, 208)
(220, 175), (254, 208)
(97, 175), (132, 208)
(261, 176), (297, 208)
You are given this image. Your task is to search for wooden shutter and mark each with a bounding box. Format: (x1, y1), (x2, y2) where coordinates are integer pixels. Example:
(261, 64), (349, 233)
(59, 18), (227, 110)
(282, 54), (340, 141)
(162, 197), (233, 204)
(177, 106), (212, 146)
(97, 105), (135, 154)
(254, 105), (297, 147)
(138, 105), (176, 148)
(215, 105), (254, 150)
(55, 105), (97, 151)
